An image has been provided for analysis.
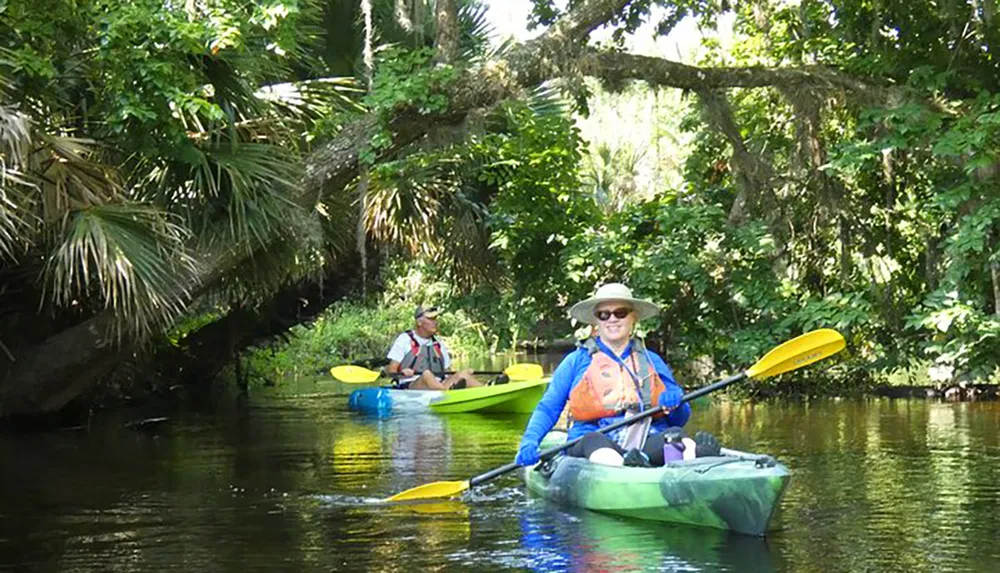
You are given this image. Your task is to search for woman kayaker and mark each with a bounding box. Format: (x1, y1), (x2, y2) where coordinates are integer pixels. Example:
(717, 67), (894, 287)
(515, 283), (695, 468)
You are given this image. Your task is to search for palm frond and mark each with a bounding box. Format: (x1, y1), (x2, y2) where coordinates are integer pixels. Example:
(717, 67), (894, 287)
(157, 141), (299, 253)
(458, 1), (497, 62)
(525, 83), (573, 118)
(0, 105), (30, 162)
(0, 104), (35, 259)
(582, 141), (646, 213)
(254, 77), (365, 120)
(365, 156), (452, 255)
(428, 181), (494, 287)
(363, 149), (493, 285)
(31, 134), (123, 225)
(43, 203), (195, 341)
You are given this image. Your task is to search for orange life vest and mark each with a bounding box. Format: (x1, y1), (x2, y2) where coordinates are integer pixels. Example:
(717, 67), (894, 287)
(568, 337), (667, 422)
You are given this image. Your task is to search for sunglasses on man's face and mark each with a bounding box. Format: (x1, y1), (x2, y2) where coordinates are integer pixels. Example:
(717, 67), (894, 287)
(594, 307), (632, 321)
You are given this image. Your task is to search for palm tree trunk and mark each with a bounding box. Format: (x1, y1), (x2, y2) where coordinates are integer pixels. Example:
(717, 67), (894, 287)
(992, 258), (1000, 317)
(991, 229), (1000, 317)
(434, 0), (458, 63)
(357, 167), (370, 297)
(358, 0), (375, 297)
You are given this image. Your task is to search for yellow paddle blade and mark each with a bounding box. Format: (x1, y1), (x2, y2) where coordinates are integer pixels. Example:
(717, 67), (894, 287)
(329, 365), (381, 384)
(746, 328), (846, 380)
(504, 363), (544, 381)
(384, 480), (470, 502)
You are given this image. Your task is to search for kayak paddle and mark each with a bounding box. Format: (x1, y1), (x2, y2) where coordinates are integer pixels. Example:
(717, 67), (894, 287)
(329, 362), (545, 384)
(382, 328), (845, 502)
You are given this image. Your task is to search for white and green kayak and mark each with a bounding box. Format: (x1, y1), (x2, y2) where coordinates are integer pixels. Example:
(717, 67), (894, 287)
(524, 432), (790, 536)
(348, 378), (549, 416)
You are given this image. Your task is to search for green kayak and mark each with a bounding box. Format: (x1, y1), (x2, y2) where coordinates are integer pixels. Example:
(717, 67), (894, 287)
(350, 378), (550, 415)
(428, 378), (549, 414)
(523, 432), (790, 536)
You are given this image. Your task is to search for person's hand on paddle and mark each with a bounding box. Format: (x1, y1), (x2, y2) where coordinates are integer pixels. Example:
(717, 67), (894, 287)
(515, 441), (540, 466)
(659, 384), (684, 410)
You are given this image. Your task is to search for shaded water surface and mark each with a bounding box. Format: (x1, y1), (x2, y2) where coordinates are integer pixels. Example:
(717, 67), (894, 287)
(1, 381), (999, 572)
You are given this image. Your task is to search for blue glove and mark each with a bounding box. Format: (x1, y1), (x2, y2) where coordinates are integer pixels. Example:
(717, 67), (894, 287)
(659, 384), (684, 409)
(515, 441), (540, 466)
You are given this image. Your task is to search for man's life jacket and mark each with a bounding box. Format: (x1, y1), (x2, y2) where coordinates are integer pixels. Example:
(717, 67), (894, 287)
(401, 330), (446, 374)
(568, 337), (667, 422)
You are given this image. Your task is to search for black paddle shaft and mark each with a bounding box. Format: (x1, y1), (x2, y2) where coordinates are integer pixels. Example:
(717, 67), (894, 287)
(387, 370), (507, 379)
(469, 371), (748, 487)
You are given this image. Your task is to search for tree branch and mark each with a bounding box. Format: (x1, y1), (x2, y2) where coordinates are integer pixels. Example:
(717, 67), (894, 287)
(584, 50), (883, 97)
(696, 88), (776, 226)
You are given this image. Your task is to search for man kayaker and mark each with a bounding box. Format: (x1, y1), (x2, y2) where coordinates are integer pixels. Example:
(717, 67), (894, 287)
(385, 305), (483, 390)
(515, 283), (715, 468)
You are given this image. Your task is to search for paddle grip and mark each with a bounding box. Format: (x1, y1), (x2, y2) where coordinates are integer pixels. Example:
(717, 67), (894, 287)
(470, 371), (748, 487)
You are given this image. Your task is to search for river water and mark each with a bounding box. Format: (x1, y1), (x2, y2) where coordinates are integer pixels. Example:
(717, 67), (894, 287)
(1, 379), (998, 572)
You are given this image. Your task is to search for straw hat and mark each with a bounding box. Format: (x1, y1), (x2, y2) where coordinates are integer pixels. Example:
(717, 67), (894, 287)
(569, 283), (659, 324)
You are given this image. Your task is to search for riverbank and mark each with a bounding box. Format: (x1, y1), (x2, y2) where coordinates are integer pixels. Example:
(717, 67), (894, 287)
(872, 384), (1000, 401)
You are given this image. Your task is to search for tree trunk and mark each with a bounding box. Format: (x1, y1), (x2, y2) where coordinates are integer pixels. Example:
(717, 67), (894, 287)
(840, 214), (852, 286)
(357, 167), (370, 298)
(882, 148), (898, 327)
(359, 0), (374, 298)
(992, 229), (1000, 317)
(434, 0), (459, 63)
(992, 258), (1000, 317)
(780, 86), (852, 287)
(0, 313), (120, 418)
(152, 255), (363, 385)
(925, 230), (939, 291)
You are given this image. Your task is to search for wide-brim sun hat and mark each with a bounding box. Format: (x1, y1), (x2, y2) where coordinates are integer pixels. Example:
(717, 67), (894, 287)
(569, 283), (659, 324)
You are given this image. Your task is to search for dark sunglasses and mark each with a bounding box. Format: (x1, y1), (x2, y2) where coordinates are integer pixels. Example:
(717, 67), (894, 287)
(594, 307), (632, 321)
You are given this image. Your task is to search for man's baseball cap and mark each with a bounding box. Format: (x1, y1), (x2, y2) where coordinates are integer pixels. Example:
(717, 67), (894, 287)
(414, 305), (440, 320)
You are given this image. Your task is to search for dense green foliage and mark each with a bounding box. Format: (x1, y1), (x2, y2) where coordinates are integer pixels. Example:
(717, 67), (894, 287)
(4, 0), (1000, 403)
(1, 0), (346, 345)
(392, 0), (1000, 390)
(239, 298), (494, 382)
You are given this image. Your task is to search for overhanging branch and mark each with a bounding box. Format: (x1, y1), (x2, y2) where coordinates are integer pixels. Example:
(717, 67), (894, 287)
(584, 50), (884, 96)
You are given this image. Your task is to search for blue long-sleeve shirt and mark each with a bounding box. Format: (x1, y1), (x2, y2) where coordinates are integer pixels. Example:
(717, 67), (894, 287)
(519, 338), (691, 450)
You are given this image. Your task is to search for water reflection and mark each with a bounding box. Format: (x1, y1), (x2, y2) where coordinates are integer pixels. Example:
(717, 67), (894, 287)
(1, 392), (999, 572)
(516, 504), (774, 572)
